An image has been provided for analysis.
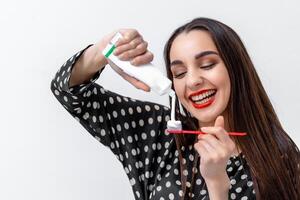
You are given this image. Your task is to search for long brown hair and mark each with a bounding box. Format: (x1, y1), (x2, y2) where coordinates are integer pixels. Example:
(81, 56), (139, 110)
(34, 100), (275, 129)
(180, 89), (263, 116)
(163, 17), (300, 199)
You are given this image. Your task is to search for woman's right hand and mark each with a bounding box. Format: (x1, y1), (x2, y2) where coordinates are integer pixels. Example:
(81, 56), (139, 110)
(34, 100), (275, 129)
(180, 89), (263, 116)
(94, 29), (153, 92)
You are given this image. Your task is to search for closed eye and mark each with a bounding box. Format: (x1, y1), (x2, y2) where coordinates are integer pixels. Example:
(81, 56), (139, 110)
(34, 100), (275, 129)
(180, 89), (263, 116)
(172, 63), (216, 79)
(201, 63), (216, 69)
(173, 71), (186, 79)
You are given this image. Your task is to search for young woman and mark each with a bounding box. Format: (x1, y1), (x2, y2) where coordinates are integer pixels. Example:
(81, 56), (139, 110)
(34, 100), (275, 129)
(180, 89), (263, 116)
(51, 18), (300, 199)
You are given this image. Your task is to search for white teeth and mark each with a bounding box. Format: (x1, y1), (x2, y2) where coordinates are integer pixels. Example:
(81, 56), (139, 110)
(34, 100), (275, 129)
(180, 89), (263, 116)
(191, 90), (215, 101)
(195, 97), (210, 104)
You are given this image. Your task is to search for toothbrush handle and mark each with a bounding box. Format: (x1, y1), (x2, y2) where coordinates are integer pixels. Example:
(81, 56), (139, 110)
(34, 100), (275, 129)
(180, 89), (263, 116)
(167, 130), (247, 136)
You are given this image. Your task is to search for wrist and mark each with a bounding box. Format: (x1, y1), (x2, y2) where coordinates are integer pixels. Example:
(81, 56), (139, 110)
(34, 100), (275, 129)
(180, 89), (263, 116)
(206, 173), (230, 189)
(86, 43), (108, 73)
(205, 174), (230, 200)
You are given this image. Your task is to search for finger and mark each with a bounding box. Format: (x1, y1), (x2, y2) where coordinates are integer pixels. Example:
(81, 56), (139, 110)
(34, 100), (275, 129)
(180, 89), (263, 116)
(198, 134), (223, 150)
(117, 42), (148, 61)
(194, 142), (209, 157)
(128, 42), (148, 58)
(198, 134), (228, 158)
(122, 74), (151, 92)
(117, 41), (147, 60)
(108, 60), (124, 74)
(195, 138), (215, 153)
(200, 128), (236, 155)
(214, 115), (224, 128)
(130, 51), (154, 66)
(116, 29), (140, 46)
(200, 126), (229, 142)
(194, 140), (220, 162)
(114, 37), (144, 56)
(109, 60), (150, 92)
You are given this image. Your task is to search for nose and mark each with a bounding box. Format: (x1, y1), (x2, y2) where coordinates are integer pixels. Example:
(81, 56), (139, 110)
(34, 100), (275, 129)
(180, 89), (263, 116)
(185, 69), (204, 91)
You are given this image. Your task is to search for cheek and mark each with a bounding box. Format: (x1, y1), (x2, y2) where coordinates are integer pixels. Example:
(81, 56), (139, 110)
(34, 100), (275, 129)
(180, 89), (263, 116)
(215, 68), (231, 102)
(212, 66), (230, 90)
(220, 70), (231, 95)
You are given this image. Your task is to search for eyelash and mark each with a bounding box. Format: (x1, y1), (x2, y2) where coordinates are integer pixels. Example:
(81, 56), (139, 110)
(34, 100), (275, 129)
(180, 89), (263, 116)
(173, 72), (186, 79)
(173, 63), (216, 79)
(201, 63), (216, 69)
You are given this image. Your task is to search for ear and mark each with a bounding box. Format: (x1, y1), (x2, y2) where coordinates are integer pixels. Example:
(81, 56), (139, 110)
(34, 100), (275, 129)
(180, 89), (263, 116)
(214, 115), (224, 128)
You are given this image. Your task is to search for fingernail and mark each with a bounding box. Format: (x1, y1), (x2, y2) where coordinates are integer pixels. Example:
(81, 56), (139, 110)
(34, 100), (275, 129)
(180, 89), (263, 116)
(131, 60), (136, 65)
(115, 39), (123, 46)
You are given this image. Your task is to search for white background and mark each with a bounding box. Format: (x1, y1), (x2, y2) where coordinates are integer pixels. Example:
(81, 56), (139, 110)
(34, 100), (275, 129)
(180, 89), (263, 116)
(0, 0), (299, 199)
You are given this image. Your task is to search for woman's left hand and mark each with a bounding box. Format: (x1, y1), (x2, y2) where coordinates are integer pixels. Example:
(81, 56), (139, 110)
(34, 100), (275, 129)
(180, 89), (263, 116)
(194, 115), (236, 182)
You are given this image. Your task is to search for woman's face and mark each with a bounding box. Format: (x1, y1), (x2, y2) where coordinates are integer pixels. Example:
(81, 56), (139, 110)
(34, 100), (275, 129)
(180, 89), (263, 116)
(169, 30), (231, 127)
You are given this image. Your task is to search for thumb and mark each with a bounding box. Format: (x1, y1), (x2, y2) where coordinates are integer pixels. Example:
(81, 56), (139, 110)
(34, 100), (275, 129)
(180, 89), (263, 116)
(214, 115), (224, 128)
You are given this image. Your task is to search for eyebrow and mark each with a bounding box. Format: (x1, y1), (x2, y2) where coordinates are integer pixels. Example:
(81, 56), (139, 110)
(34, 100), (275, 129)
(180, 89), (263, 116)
(170, 50), (218, 67)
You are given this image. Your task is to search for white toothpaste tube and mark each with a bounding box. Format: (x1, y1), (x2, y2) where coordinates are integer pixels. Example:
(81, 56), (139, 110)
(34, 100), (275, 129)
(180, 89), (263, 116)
(102, 32), (173, 96)
(103, 32), (181, 130)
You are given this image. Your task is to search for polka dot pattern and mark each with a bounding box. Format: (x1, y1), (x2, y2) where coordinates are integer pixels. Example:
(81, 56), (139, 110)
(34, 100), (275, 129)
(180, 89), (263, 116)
(51, 47), (256, 200)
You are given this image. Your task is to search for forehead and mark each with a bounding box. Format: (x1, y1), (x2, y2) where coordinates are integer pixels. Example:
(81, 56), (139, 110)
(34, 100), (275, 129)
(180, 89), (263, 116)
(170, 30), (218, 60)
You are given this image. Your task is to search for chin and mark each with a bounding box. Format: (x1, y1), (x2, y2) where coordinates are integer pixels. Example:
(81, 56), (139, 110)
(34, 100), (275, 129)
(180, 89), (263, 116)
(192, 107), (225, 125)
(192, 113), (216, 125)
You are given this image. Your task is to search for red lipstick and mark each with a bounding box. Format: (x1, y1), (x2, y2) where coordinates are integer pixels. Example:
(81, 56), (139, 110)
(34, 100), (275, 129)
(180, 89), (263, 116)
(189, 89), (216, 109)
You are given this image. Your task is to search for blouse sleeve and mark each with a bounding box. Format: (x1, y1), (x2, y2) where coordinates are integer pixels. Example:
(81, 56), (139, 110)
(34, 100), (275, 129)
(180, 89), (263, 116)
(226, 155), (256, 199)
(50, 46), (173, 199)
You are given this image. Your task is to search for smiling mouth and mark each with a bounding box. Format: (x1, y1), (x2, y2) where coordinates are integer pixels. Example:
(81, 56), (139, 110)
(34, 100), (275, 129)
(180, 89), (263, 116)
(189, 89), (217, 109)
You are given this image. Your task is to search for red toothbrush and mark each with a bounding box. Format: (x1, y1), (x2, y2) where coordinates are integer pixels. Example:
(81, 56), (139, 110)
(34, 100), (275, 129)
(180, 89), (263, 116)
(167, 129), (247, 136)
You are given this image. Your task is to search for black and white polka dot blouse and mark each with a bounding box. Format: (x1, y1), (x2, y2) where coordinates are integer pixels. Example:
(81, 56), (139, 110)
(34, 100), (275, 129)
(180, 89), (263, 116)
(51, 46), (256, 200)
